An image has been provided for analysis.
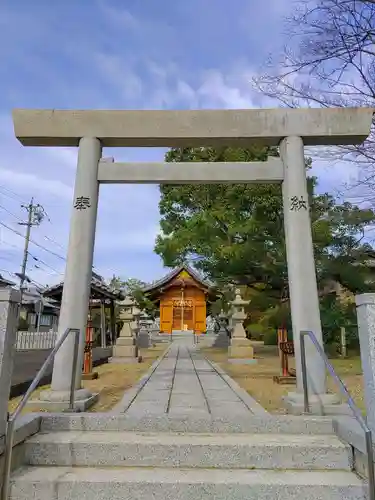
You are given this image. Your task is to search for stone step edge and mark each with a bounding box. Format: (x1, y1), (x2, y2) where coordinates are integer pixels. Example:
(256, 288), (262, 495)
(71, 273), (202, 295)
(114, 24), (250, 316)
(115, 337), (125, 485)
(39, 413), (337, 434)
(26, 430), (348, 447)
(11, 466), (365, 487)
(23, 432), (353, 471)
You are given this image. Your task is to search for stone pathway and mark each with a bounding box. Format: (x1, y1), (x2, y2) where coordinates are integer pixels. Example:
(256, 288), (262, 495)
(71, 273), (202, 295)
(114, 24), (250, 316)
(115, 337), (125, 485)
(122, 340), (265, 418)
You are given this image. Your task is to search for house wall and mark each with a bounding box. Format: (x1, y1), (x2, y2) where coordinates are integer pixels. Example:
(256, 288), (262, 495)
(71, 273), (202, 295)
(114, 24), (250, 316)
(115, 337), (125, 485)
(19, 307), (59, 332)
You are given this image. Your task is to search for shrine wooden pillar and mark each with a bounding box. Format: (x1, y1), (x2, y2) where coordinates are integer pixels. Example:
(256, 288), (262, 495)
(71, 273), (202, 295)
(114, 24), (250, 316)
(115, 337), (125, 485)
(82, 313), (98, 380)
(273, 327), (296, 385)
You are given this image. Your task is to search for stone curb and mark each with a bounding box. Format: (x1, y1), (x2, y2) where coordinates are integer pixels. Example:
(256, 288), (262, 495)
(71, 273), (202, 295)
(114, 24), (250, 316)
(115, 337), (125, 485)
(0, 414), (41, 456)
(333, 416), (375, 456)
(111, 344), (172, 414)
(204, 357), (268, 416)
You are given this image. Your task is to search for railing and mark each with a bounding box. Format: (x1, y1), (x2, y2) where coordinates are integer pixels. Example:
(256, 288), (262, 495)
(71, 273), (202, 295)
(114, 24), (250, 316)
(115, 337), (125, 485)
(15, 330), (58, 350)
(300, 330), (375, 500)
(1, 327), (80, 500)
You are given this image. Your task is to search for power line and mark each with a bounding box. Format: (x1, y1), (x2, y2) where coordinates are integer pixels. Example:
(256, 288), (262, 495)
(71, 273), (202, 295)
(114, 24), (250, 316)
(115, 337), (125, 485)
(1, 238), (63, 275)
(1, 220), (117, 278)
(42, 234), (66, 251)
(0, 185), (65, 250)
(0, 203), (67, 253)
(0, 204), (23, 221)
(0, 269), (17, 279)
(0, 186), (26, 203)
(28, 252), (63, 275)
(0, 221), (66, 261)
(1, 240), (20, 251)
(0, 188), (120, 279)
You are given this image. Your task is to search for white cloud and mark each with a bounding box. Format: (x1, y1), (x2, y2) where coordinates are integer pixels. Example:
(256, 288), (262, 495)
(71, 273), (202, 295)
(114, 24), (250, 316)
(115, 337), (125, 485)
(0, 167), (73, 200)
(197, 69), (255, 109)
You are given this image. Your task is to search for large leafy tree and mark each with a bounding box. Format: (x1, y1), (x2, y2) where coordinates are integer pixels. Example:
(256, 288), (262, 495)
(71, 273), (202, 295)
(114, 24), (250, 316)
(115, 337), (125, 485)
(155, 146), (375, 333)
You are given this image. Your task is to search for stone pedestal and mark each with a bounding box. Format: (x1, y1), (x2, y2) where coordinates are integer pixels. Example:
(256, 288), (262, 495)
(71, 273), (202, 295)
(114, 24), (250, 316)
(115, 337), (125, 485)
(282, 391), (348, 416)
(228, 290), (255, 362)
(110, 297), (140, 364)
(229, 338), (254, 358)
(0, 288), (20, 435)
(356, 293), (375, 433)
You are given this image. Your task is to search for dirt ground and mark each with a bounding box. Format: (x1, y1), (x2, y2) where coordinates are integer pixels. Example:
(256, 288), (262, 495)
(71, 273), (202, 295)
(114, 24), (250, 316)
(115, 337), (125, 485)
(8, 344), (167, 415)
(202, 342), (364, 414)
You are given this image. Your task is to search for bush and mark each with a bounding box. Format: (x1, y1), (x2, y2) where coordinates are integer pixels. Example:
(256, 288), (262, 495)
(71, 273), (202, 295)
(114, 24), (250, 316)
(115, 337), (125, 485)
(246, 323), (265, 341)
(263, 330), (278, 345)
(263, 329), (293, 345)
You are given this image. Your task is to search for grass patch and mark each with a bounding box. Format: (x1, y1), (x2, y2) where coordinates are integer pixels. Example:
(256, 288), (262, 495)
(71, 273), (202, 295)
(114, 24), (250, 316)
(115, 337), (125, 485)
(8, 344), (167, 415)
(202, 344), (365, 414)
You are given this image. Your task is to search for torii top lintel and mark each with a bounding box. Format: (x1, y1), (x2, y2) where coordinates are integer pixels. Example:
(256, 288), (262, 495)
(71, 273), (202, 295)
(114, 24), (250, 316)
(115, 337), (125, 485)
(12, 107), (373, 148)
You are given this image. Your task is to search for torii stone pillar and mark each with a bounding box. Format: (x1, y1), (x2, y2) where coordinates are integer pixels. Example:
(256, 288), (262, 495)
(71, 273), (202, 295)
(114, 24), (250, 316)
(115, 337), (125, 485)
(281, 136), (338, 412)
(355, 293), (375, 433)
(38, 137), (101, 410)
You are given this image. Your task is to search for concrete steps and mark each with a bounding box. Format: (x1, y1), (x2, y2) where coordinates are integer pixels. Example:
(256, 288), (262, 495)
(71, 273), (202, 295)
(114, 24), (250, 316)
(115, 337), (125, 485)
(10, 466), (367, 500)
(23, 431), (353, 470)
(8, 415), (369, 500)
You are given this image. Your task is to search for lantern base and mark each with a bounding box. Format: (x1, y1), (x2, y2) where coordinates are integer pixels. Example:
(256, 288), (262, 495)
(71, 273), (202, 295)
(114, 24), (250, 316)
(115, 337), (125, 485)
(109, 356), (142, 364)
(273, 375), (296, 385)
(228, 345), (254, 359)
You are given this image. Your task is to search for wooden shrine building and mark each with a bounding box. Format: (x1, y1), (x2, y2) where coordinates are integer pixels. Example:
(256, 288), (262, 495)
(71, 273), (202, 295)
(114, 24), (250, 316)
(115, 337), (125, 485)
(143, 265), (216, 334)
(43, 272), (124, 345)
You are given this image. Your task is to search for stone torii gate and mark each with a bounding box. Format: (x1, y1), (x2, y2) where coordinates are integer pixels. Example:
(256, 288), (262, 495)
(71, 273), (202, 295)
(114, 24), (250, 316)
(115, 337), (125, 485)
(12, 107), (373, 412)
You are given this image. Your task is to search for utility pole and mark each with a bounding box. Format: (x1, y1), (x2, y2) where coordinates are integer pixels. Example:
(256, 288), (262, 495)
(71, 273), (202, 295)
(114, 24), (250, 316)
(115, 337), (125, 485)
(18, 198), (46, 293)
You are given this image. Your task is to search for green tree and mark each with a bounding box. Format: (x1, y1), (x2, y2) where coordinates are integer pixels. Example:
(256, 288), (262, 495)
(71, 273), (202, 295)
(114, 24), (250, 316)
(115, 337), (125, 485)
(108, 276), (157, 318)
(155, 146), (375, 331)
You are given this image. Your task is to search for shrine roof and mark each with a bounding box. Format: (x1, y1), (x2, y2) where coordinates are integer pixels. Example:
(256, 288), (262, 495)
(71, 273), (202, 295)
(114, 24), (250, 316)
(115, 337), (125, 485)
(43, 272), (124, 302)
(142, 264), (212, 294)
(0, 273), (15, 287)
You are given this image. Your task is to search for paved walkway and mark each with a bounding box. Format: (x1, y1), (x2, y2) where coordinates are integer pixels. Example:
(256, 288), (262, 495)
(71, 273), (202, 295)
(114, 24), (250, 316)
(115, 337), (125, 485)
(122, 340), (265, 418)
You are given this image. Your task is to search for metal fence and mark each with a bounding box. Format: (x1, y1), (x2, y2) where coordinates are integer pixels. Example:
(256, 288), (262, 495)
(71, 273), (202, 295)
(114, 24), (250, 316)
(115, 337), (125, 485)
(15, 330), (58, 350)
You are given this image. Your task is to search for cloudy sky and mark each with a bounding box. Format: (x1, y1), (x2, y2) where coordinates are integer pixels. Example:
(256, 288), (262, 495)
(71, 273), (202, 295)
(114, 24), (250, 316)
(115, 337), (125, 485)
(0, 0), (358, 288)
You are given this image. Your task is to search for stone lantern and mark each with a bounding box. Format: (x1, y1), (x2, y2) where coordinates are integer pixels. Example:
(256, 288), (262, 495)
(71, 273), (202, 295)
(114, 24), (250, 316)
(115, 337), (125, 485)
(228, 289), (254, 359)
(110, 296), (140, 363)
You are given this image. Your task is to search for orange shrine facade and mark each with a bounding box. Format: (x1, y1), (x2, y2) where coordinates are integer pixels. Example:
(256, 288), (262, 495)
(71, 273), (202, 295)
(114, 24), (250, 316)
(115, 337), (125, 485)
(143, 265), (214, 334)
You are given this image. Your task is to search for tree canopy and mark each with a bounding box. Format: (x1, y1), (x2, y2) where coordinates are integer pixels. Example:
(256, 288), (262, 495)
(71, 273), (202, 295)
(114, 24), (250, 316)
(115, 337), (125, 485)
(155, 146), (375, 333)
(108, 276), (157, 317)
